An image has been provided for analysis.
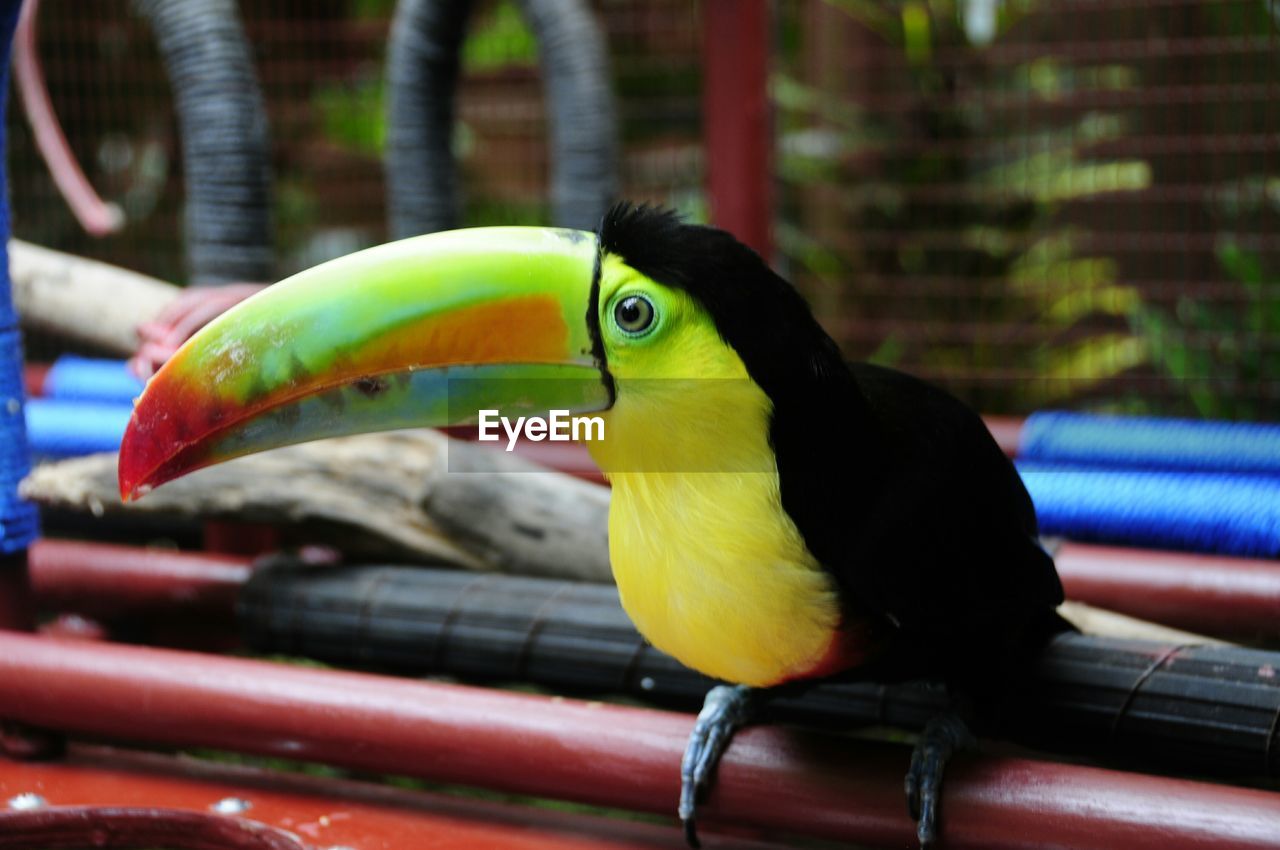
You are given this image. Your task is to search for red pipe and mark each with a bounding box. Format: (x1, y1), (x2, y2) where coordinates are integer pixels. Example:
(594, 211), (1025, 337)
(702, 0), (772, 258)
(13, 0), (123, 237)
(23, 363), (50, 398)
(1056, 541), (1280, 640)
(201, 521), (282, 557)
(0, 633), (1278, 849)
(27, 537), (1280, 642)
(28, 539), (250, 620)
(0, 745), (789, 850)
(0, 553), (33, 631)
(985, 414), (1024, 456)
(0, 808), (306, 850)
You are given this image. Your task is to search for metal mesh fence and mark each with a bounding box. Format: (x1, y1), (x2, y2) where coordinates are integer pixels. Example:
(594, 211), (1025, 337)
(775, 0), (1280, 418)
(7, 0), (1279, 419)
(8, 0), (703, 281)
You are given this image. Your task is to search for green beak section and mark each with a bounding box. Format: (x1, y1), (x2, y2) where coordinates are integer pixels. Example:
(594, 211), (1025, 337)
(118, 227), (608, 501)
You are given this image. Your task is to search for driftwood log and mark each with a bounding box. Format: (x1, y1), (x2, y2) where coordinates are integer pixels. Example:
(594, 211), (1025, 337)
(9, 239), (181, 353)
(21, 430), (613, 582)
(22, 430), (1214, 643)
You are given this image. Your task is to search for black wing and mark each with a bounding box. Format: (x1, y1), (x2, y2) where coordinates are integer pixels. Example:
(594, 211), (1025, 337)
(770, 360), (1066, 689)
(592, 205), (1065, 687)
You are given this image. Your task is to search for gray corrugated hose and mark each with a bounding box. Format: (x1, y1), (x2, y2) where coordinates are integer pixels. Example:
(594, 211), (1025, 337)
(385, 0), (618, 239)
(133, 0), (274, 284)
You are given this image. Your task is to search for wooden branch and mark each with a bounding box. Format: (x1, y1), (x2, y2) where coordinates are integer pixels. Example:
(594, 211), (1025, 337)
(21, 428), (1225, 640)
(9, 239), (181, 353)
(1058, 600), (1225, 645)
(423, 439), (611, 582)
(21, 431), (613, 582)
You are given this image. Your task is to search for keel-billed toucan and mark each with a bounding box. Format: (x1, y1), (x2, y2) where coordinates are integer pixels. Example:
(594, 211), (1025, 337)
(119, 203), (1067, 847)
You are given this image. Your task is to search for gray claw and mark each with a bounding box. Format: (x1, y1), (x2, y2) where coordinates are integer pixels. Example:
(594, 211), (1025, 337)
(678, 684), (760, 848)
(904, 710), (975, 848)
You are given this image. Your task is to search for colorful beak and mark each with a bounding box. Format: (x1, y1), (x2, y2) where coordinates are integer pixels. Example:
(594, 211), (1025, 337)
(118, 227), (608, 501)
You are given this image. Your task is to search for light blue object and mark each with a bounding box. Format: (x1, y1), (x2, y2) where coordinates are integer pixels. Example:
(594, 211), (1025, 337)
(44, 356), (145, 404)
(26, 399), (132, 460)
(1022, 411), (1280, 476)
(1019, 462), (1280, 558)
(0, 0), (39, 553)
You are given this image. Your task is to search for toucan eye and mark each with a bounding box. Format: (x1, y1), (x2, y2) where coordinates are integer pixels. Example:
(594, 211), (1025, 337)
(614, 295), (655, 335)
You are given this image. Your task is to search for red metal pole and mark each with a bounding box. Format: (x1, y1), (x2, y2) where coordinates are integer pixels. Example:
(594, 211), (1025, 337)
(22, 363), (49, 397)
(0, 746), (788, 850)
(703, 0), (772, 258)
(28, 539), (250, 620)
(0, 633), (1278, 849)
(0, 553), (31, 631)
(26, 537), (1280, 642)
(13, 0), (122, 237)
(984, 414), (1025, 456)
(1056, 541), (1280, 640)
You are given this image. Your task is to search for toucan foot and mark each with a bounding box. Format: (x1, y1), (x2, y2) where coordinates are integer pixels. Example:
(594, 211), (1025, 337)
(679, 684), (761, 848)
(904, 710), (975, 848)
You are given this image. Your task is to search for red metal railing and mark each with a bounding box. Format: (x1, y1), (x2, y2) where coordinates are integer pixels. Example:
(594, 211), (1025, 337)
(1, 633), (1279, 849)
(2, 746), (765, 850)
(27, 537), (1280, 643)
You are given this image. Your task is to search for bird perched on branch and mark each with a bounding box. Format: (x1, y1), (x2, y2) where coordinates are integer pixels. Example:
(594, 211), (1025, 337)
(120, 202), (1068, 847)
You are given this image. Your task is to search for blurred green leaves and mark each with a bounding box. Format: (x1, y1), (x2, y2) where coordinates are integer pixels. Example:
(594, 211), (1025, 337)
(462, 0), (538, 72)
(1132, 238), (1280, 419)
(314, 74), (386, 156)
(312, 0), (537, 159)
(776, 0), (1154, 410)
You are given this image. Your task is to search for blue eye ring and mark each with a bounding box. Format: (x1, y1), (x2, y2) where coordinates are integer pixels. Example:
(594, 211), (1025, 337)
(613, 294), (657, 336)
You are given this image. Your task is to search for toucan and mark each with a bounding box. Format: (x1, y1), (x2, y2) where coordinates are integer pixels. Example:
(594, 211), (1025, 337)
(119, 203), (1068, 847)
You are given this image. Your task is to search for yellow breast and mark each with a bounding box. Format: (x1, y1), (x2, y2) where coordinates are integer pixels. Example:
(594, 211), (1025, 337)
(588, 369), (842, 688)
(606, 469), (843, 687)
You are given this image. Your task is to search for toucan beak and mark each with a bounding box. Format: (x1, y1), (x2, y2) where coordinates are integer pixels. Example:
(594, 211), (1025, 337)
(118, 227), (609, 501)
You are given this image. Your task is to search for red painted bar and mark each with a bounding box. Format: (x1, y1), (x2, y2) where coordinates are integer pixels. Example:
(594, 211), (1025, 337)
(201, 520), (282, 557)
(0, 808), (307, 850)
(29, 539), (250, 620)
(702, 0), (772, 258)
(0, 553), (32, 631)
(13, 0), (122, 237)
(22, 363), (49, 398)
(0, 746), (783, 850)
(28, 535), (1280, 643)
(1, 634), (1279, 849)
(1056, 541), (1280, 640)
(984, 414), (1024, 457)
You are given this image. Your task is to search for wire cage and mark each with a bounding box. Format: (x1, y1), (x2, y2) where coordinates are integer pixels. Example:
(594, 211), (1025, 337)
(774, 0), (1280, 419)
(6, 0), (1279, 419)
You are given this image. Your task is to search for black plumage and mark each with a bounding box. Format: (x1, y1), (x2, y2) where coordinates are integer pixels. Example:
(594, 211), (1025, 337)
(595, 202), (1068, 703)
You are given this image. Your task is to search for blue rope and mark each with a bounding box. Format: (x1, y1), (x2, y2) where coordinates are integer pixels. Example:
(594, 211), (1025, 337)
(1019, 462), (1280, 558)
(0, 0), (39, 555)
(1022, 411), (1280, 476)
(0, 329), (39, 554)
(44, 356), (145, 404)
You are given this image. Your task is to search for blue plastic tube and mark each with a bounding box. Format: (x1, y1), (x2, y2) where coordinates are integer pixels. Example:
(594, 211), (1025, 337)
(25, 399), (132, 460)
(1020, 462), (1280, 558)
(1022, 411), (1280, 476)
(43, 356), (145, 404)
